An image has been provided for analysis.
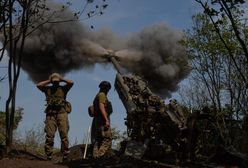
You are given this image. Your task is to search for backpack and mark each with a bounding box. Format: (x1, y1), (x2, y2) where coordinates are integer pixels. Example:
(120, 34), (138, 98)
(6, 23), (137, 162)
(89, 92), (113, 117)
(88, 105), (95, 117)
(64, 101), (72, 113)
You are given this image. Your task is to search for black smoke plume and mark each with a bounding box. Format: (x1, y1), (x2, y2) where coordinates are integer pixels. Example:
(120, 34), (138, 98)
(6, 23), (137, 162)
(21, 1), (108, 81)
(116, 24), (191, 97)
(6, 1), (191, 97)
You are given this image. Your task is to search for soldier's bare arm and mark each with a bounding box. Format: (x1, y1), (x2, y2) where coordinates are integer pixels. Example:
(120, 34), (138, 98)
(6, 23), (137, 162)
(37, 80), (51, 91)
(99, 102), (110, 128)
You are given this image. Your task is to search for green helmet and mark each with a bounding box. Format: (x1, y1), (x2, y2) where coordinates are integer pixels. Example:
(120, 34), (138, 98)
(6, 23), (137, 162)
(99, 81), (111, 90)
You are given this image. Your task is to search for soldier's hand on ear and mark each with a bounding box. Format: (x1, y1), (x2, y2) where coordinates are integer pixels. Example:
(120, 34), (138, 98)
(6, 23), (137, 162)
(48, 75), (52, 82)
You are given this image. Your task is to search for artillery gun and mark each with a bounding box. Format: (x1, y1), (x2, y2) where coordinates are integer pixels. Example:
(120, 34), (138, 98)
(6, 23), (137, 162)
(105, 51), (188, 158)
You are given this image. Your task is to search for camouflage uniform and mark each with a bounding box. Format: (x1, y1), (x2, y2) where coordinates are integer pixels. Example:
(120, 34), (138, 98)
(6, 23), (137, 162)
(41, 85), (71, 157)
(92, 92), (112, 158)
(167, 99), (186, 128)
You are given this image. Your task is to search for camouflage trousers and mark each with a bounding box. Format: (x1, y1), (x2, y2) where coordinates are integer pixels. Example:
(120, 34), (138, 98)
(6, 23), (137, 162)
(92, 125), (112, 158)
(44, 112), (69, 156)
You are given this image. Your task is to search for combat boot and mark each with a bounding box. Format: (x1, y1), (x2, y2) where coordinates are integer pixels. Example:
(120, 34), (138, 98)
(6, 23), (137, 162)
(47, 155), (52, 161)
(62, 155), (68, 162)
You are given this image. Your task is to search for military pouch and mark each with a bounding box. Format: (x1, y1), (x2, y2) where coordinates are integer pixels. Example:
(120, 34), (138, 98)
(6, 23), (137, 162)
(45, 106), (61, 114)
(107, 101), (113, 115)
(64, 101), (72, 113)
(88, 105), (95, 117)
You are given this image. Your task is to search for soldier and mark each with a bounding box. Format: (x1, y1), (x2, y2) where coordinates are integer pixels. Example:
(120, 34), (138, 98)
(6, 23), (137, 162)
(92, 81), (113, 159)
(168, 99), (187, 129)
(37, 73), (73, 161)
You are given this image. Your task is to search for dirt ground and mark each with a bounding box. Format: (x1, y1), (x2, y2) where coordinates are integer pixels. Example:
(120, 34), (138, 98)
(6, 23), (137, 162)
(0, 144), (190, 168)
(0, 155), (192, 168)
(0, 144), (246, 168)
(0, 158), (67, 168)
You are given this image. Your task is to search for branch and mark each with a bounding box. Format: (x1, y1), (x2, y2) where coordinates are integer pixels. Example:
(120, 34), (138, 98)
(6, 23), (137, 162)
(195, 0), (247, 86)
(0, 74), (7, 82)
(220, 0), (248, 63)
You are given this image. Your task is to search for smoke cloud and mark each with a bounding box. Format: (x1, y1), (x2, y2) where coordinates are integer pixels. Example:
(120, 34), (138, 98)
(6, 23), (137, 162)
(21, 1), (108, 81)
(10, 1), (191, 97)
(118, 24), (191, 96)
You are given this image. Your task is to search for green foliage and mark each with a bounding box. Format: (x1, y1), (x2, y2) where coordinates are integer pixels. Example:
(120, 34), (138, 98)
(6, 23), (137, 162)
(185, 11), (248, 112)
(181, 1), (248, 156)
(188, 106), (243, 159)
(22, 125), (45, 149)
(195, 0), (248, 84)
(19, 124), (45, 155)
(0, 108), (23, 144)
(0, 108), (23, 129)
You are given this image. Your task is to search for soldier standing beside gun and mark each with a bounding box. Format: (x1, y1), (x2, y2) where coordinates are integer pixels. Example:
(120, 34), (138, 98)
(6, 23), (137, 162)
(92, 81), (113, 159)
(37, 73), (73, 161)
(168, 99), (187, 129)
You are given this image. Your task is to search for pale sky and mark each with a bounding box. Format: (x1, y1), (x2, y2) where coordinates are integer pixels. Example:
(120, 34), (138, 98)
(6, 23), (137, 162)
(0, 0), (200, 146)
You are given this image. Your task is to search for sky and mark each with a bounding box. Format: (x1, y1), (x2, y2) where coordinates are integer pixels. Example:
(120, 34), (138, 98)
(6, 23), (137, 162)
(0, 0), (201, 147)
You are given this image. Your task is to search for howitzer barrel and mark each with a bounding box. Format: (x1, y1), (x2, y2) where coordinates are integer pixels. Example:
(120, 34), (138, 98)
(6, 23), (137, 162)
(104, 51), (136, 113)
(103, 50), (190, 157)
(115, 73), (136, 114)
(108, 56), (123, 74)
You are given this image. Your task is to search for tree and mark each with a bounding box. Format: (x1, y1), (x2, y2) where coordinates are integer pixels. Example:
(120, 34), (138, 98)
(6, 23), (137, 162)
(0, 0), (109, 152)
(0, 0), (31, 151)
(0, 107), (23, 145)
(195, 0), (248, 87)
(182, 3), (248, 152)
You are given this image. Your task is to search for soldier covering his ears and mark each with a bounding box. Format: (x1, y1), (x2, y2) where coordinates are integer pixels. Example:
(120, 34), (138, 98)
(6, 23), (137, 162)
(37, 73), (73, 161)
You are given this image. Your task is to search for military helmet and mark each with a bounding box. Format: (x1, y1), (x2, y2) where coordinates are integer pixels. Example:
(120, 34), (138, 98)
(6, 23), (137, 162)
(99, 81), (111, 90)
(50, 73), (61, 82)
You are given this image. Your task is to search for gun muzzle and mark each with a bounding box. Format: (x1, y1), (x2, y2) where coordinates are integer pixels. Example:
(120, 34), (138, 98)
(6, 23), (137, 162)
(103, 50), (123, 74)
